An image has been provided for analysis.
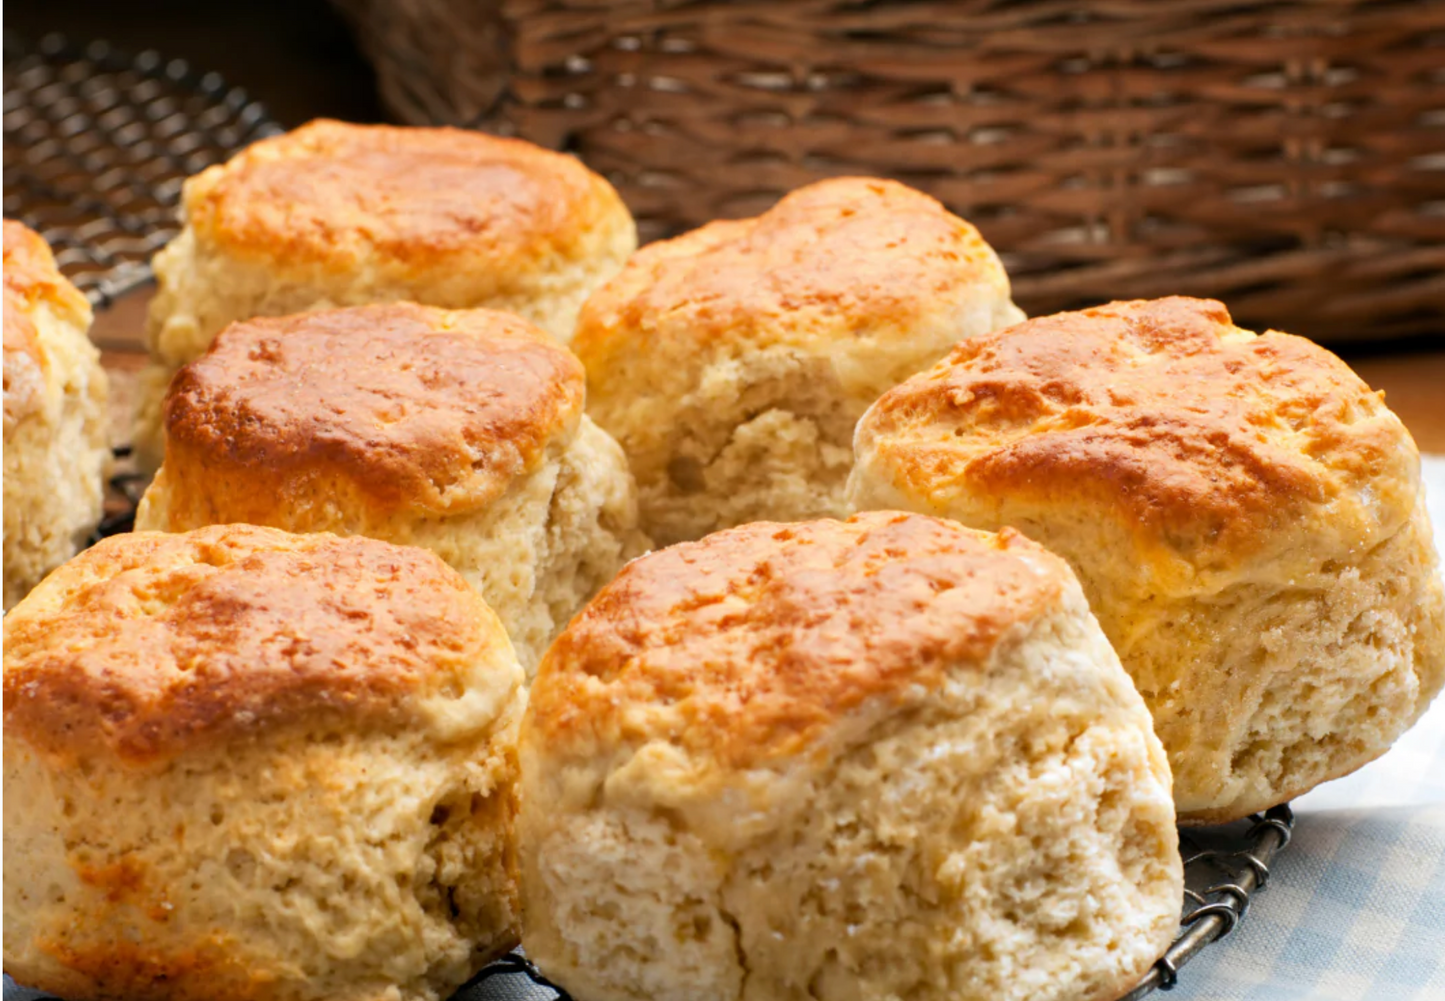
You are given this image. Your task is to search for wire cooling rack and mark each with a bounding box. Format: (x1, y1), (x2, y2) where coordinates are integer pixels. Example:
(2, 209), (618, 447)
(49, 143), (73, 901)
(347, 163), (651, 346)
(3, 34), (1296, 1001)
(2, 32), (280, 308)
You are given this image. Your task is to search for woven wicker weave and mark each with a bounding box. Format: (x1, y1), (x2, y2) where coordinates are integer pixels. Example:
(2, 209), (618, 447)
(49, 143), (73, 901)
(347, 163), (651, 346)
(336, 0), (1445, 341)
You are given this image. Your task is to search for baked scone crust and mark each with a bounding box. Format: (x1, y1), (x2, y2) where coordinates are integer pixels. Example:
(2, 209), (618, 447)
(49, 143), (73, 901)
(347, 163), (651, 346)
(532, 513), (1063, 766)
(855, 296), (1416, 575)
(5, 525), (526, 1001)
(3, 219), (109, 609)
(3, 524), (514, 765)
(521, 513), (1183, 1001)
(851, 297), (1445, 822)
(162, 303), (584, 516)
(574, 178), (1017, 386)
(136, 304), (645, 675)
(187, 119), (628, 286)
(573, 177), (1024, 544)
(3, 220), (90, 324)
(134, 119), (636, 469)
(4, 218), (97, 430)
(3, 262), (46, 425)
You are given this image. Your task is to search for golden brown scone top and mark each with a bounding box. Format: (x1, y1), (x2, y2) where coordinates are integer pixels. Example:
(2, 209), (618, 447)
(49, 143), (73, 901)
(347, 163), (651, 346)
(572, 177), (1014, 381)
(4, 220), (90, 423)
(3, 525), (513, 765)
(184, 119), (630, 273)
(3, 219), (88, 319)
(164, 303), (585, 515)
(529, 512), (1067, 767)
(857, 297), (1419, 569)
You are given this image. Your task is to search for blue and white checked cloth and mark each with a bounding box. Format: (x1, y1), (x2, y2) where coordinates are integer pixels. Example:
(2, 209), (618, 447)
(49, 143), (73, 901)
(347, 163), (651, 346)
(1172, 455), (1445, 1000)
(8, 460), (1445, 1001)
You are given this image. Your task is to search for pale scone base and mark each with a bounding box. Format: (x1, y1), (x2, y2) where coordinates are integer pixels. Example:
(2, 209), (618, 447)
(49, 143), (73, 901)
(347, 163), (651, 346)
(632, 348), (858, 546)
(594, 302), (1026, 549)
(850, 462), (1445, 824)
(4, 725), (519, 1001)
(520, 589), (1182, 1001)
(3, 298), (109, 610)
(1156, 502), (1445, 824)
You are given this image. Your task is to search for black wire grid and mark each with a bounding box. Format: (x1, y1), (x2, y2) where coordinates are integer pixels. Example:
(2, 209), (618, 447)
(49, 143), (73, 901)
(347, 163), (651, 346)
(3, 35), (1295, 1001)
(3, 32), (279, 309)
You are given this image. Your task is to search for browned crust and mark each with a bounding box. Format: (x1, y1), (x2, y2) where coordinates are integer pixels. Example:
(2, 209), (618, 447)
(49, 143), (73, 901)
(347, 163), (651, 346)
(860, 297), (1414, 562)
(3, 525), (504, 765)
(527, 512), (1067, 766)
(571, 176), (1011, 363)
(4, 219), (87, 318)
(187, 119), (628, 273)
(32, 933), (273, 1001)
(162, 303), (584, 515)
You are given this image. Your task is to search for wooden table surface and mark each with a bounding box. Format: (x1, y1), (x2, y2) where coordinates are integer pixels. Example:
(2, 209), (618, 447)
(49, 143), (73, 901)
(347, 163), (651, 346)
(95, 288), (1445, 454)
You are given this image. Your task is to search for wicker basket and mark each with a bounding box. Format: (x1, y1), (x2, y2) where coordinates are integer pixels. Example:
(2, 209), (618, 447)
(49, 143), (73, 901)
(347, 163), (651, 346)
(334, 0), (1445, 341)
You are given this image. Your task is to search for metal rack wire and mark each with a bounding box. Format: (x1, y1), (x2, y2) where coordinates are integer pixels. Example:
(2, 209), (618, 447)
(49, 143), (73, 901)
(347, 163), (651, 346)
(1122, 805), (1294, 999)
(3, 32), (279, 309)
(4, 35), (1296, 1001)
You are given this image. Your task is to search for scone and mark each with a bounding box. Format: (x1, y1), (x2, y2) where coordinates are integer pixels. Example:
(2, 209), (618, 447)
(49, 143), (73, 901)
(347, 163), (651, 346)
(572, 177), (1024, 546)
(135, 118), (636, 467)
(850, 296), (1445, 824)
(520, 512), (1182, 1001)
(4, 525), (525, 1001)
(135, 302), (644, 675)
(3, 219), (109, 609)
